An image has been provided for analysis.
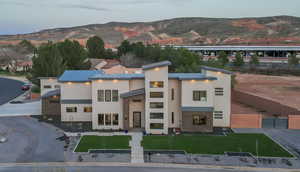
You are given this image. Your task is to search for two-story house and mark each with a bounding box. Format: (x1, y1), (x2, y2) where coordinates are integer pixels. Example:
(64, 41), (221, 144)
(40, 61), (232, 134)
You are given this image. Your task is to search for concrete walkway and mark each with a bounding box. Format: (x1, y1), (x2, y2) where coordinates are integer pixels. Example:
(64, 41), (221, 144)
(0, 100), (41, 117)
(129, 132), (144, 163)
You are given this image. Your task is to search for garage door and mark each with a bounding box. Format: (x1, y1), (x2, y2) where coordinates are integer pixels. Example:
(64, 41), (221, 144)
(262, 117), (288, 129)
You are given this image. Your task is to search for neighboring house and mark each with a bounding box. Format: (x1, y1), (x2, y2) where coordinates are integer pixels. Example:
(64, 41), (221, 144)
(40, 61), (232, 134)
(103, 64), (142, 74)
(89, 58), (120, 70)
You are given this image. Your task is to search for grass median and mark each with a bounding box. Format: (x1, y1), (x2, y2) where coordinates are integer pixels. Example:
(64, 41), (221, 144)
(75, 135), (131, 152)
(142, 133), (293, 157)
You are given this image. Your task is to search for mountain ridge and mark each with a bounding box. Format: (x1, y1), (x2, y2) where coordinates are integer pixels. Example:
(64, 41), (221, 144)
(1, 15), (300, 47)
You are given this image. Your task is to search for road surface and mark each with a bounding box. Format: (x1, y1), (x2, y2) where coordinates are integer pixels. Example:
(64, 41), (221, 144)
(0, 77), (25, 105)
(0, 165), (284, 172)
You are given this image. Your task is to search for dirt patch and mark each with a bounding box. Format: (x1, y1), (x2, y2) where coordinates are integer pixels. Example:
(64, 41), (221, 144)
(235, 73), (300, 111)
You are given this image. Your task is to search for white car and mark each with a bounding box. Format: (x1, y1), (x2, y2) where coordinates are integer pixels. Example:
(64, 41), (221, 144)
(0, 136), (7, 143)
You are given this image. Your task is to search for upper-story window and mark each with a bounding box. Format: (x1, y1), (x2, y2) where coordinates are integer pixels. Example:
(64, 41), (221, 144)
(66, 107), (77, 113)
(105, 90), (111, 102)
(98, 90), (104, 102)
(150, 92), (164, 98)
(193, 90), (207, 101)
(54, 85), (60, 89)
(112, 90), (119, 102)
(84, 107), (92, 112)
(150, 112), (164, 119)
(44, 85), (52, 89)
(215, 88), (224, 96)
(150, 81), (164, 88)
(171, 88), (175, 100)
(150, 102), (164, 109)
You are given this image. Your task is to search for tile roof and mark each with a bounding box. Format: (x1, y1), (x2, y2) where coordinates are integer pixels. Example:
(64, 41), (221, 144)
(142, 61), (171, 70)
(58, 70), (103, 82)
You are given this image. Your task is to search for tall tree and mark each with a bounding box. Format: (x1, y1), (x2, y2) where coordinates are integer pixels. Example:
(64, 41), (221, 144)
(233, 52), (244, 67)
(288, 54), (299, 66)
(18, 39), (35, 53)
(86, 36), (105, 58)
(217, 51), (229, 66)
(249, 54), (259, 66)
(57, 39), (90, 69)
(117, 40), (132, 56)
(29, 42), (65, 85)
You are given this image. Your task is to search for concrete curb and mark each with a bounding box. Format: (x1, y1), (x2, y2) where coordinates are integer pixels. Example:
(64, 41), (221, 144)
(0, 162), (297, 171)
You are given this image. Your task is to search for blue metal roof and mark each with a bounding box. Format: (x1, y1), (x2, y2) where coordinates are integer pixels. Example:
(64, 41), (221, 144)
(168, 73), (217, 80)
(58, 70), (103, 82)
(90, 73), (145, 80)
(168, 45), (300, 51)
(142, 61), (171, 70)
(201, 66), (234, 75)
(181, 106), (214, 112)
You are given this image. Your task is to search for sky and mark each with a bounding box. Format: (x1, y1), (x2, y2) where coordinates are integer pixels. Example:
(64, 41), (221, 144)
(1, 0), (300, 35)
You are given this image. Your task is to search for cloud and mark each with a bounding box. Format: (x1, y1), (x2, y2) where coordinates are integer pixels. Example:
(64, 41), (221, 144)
(58, 4), (109, 11)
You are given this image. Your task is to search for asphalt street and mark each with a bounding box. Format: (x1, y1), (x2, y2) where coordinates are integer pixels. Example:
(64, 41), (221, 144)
(0, 77), (25, 105)
(0, 166), (281, 172)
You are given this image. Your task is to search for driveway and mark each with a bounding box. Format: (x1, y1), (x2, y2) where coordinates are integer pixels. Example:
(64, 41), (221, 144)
(0, 117), (65, 163)
(233, 128), (300, 158)
(0, 100), (41, 117)
(0, 77), (25, 105)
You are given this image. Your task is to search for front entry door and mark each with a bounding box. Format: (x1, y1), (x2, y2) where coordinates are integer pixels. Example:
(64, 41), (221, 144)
(133, 112), (141, 128)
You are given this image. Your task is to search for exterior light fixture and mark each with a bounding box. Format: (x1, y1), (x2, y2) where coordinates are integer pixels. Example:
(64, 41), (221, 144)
(154, 67), (160, 71)
(67, 82), (72, 85)
(113, 79), (118, 83)
(204, 79), (209, 83)
(217, 72), (222, 75)
(190, 80), (195, 83)
(97, 80), (103, 83)
(85, 82), (91, 85)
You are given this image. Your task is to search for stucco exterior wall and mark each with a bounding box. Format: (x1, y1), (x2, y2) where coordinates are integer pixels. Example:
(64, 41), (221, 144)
(205, 70), (231, 127)
(91, 80), (129, 130)
(40, 78), (60, 96)
(61, 104), (92, 122)
(129, 79), (144, 90)
(181, 80), (214, 107)
(168, 79), (181, 128)
(61, 82), (91, 100)
(231, 114), (262, 128)
(288, 115), (300, 129)
(144, 66), (169, 134)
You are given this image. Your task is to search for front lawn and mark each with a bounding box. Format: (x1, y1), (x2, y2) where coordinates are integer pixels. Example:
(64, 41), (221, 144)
(75, 135), (131, 152)
(142, 133), (293, 157)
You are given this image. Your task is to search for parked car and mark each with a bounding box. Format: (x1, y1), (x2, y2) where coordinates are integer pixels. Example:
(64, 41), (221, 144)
(0, 136), (7, 143)
(10, 100), (23, 104)
(21, 83), (32, 91)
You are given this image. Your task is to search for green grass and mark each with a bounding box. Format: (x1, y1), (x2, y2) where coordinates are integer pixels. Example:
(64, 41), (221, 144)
(74, 135), (131, 152)
(142, 133), (293, 157)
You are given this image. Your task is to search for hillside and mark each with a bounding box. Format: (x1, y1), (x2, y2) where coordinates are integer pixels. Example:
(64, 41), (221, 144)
(1, 15), (300, 47)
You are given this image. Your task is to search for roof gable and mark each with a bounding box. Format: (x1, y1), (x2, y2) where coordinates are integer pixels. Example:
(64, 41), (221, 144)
(58, 70), (103, 82)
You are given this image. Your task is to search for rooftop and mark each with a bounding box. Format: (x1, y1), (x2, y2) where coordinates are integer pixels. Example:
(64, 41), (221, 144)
(142, 61), (171, 70)
(58, 70), (103, 82)
(201, 66), (234, 75)
(170, 45), (300, 51)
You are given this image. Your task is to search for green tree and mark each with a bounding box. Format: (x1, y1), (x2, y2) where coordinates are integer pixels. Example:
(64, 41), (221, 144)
(18, 39), (35, 52)
(86, 36), (105, 58)
(217, 51), (229, 66)
(57, 39), (90, 69)
(288, 54), (299, 66)
(117, 40), (132, 56)
(249, 54), (260, 66)
(233, 52), (244, 67)
(29, 42), (65, 85)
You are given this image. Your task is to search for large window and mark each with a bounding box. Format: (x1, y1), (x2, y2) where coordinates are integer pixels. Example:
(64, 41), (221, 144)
(150, 113), (164, 119)
(105, 114), (111, 125)
(215, 88), (224, 96)
(44, 85), (51, 89)
(150, 92), (164, 98)
(193, 91), (207, 101)
(214, 111), (223, 119)
(105, 90), (111, 102)
(98, 114), (104, 125)
(150, 81), (164, 88)
(97, 90), (104, 102)
(171, 88), (175, 100)
(150, 123), (164, 129)
(150, 102), (164, 109)
(112, 90), (119, 102)
(112, 114), (119, 125)
(84, 107), (92, 112)
(193, 115), (207, 125)
(66, 107), (77, 113)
